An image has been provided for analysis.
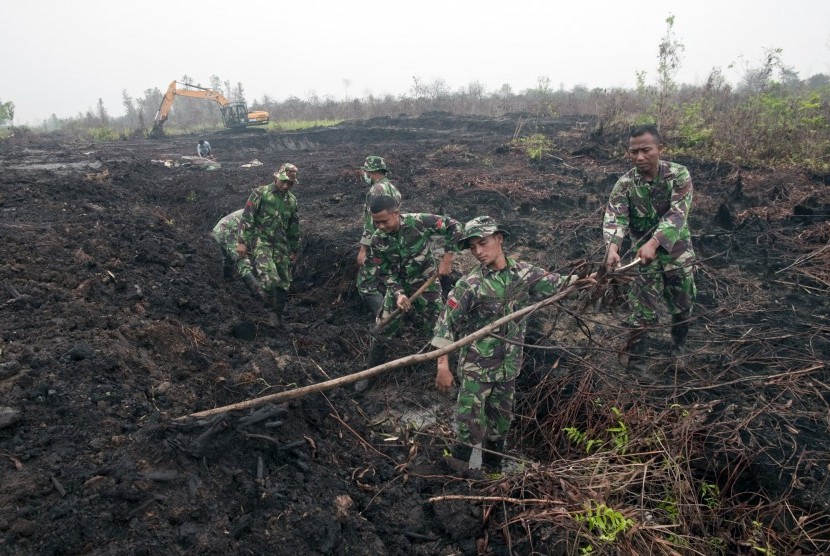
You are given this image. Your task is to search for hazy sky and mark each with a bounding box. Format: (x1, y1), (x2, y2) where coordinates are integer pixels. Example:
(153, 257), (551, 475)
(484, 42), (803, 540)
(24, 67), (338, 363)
(3, 0), (829, 125)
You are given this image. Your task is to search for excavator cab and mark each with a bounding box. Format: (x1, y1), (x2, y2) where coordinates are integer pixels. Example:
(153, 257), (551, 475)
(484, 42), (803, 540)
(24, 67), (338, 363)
(220, 102), (250, 128)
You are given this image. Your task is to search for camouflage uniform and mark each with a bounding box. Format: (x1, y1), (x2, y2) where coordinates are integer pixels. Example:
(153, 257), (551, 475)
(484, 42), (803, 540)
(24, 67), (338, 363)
(238, 176), (300, 294)
(431, 257), (571, 447)
(211, 209), (253, 278)
(603, 160), (696, 326)
(357, 175), (401, 299)
(370, 213), (462, 337)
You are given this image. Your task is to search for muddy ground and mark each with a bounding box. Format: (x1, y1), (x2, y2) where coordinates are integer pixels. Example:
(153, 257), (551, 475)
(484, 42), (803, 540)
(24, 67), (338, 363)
(0, 114), (828, 555)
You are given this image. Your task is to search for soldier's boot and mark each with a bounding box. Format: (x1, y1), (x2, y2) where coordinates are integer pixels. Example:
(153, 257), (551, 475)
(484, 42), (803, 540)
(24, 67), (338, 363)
(482, 439), (505, 474)
(362, 293), (384, 319)
(444, 443), (473, 472)
(222, 257), (234, 280)
(618, 326), (650, 374)
(242, 273), (267, 302)
(670, 312), (691, 368)
(354, 340), (386, 393)
(269, 288), (288, 328)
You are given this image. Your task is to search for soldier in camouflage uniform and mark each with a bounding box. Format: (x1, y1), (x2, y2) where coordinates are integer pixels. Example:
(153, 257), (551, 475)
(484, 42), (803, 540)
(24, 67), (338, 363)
(431, 216), (584, 472)
(211, 209), (265, 300)
(354, 195), (462, 392)
(603, 124), (696, 372)
(237, 163), (300, 328)
(355, 156), (402, 317)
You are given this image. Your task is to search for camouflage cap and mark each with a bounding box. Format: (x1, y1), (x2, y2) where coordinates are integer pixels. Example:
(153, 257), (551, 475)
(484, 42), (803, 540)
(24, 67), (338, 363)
(360, 155), (387, 172)
(459, 216), (509, 248)
(275, 163), (299, 182)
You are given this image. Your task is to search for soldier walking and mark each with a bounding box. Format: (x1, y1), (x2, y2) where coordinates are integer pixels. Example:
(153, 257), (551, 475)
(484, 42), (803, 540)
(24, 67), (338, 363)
(237, 163), (300, 328)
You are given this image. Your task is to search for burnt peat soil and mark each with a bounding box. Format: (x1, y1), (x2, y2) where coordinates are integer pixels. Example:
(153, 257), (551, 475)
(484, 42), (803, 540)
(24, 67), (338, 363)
(0, 114), (828, 555)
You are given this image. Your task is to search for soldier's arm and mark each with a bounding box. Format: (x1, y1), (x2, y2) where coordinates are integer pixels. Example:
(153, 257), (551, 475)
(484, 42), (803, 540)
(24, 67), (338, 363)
(430, 281), (472, 348)
(237, 190), (261, 249)
(603, 177), (631, 248)
(360, 196), (374, 246)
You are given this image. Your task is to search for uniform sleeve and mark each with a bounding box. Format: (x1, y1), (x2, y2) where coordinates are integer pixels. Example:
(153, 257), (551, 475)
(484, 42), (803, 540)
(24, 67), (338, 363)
(653, 167), (693, 252)
(238, 189), (261, 245)
(421, 214), (463, 253)
(523, 265), (570, 300)
(603, 176), (631, 247)
(431, 279), (473, 349)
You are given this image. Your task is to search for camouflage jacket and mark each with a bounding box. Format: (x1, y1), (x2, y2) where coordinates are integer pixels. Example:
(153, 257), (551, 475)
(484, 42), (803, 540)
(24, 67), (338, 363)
(603, 160), (695, 260)
(369, 213), (462, 297)
(431, 258), (571, 382)
(360, 177), (402, 246)
(238, 183), (300, 253)
(213, 209), (243, 244)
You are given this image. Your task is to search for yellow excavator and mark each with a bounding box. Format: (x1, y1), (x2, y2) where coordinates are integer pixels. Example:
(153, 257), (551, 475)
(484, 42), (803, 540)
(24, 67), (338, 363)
(150, 80), (269, 136)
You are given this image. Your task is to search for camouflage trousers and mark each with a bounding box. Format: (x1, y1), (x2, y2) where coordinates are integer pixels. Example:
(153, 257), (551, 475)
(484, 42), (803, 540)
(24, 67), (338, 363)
(211, 223), (253, 277)
(626, 250), (696, 325)
(377, 278), (443, 338)
(249, 241), (292, 293)
(455, 375), (515, 445)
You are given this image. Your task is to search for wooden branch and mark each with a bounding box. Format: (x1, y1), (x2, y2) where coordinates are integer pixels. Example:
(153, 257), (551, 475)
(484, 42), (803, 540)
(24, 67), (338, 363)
(177, 281), (587, 420)
(369, 272), (439, 335)
(428, 494), (567, 506)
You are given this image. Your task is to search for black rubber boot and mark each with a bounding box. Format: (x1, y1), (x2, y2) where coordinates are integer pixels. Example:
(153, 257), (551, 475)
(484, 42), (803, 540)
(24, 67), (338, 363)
(242, 273), (266, 302)
(362, 293), (384, 318)
(670, 312), (691, 366)
(270, 288), (288, 328)
(222, 257), (234, 280)
(445, 444), (473, 472)
(354, 340), (387, 393)
(619, 326), (649, 373)
(482, 439), (505, 473)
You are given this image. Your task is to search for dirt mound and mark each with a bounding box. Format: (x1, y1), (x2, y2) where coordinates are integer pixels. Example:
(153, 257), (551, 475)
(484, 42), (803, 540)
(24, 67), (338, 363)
(0, 115), (828, 554)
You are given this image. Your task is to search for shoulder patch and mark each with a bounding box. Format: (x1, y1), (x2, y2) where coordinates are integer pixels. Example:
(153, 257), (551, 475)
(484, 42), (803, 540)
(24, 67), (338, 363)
(447, 298), (458, 309)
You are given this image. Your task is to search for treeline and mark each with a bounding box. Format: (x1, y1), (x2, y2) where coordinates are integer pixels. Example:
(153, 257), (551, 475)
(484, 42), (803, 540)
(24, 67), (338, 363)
(14, 18), (830, 171)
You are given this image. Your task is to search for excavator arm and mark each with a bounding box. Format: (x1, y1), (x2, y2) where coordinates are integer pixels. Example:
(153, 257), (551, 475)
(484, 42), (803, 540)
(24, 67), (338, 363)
(150, 81), (267, 136)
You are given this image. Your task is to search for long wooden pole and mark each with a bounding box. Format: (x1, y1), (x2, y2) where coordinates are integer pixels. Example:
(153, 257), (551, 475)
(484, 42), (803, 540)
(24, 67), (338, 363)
(178, 281), (586, 420)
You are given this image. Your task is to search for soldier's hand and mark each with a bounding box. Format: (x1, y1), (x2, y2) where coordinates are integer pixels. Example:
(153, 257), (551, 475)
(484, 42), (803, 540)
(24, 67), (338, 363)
(396, 294), (411, 312)
(438, 253), (453, 276)
(357, 248), (367, 267)
(435, 356), (454, 393)
(605, 247), (620, 268)
(290, 252), (298, 262)
(637, 239), (659, 265)
(236, 243), (247, 256)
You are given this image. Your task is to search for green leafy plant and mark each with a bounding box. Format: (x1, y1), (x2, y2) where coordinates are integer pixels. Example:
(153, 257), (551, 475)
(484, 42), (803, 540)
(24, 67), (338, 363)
(564, 426), (602, 453)
(510, 133), (553, 161)
(700, 481), (720, 509)
(573, 503), (634, 542)
(607, 407), (630, 454)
